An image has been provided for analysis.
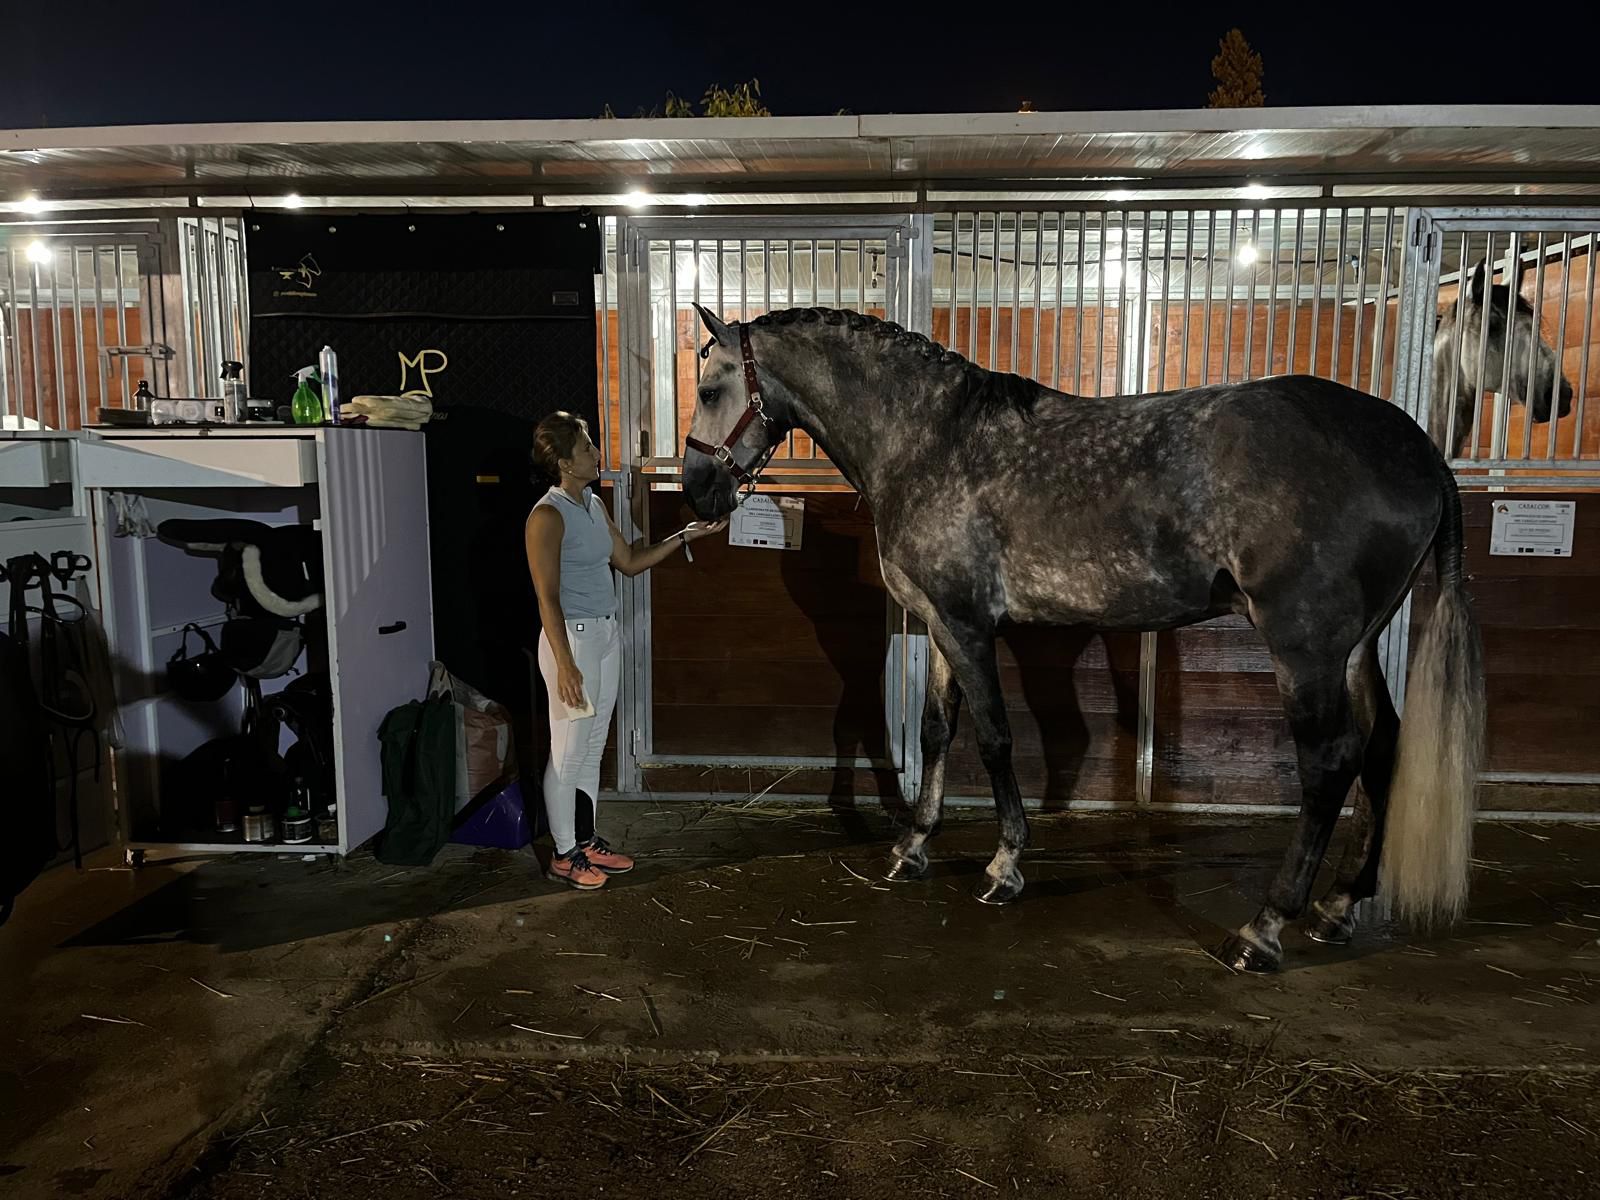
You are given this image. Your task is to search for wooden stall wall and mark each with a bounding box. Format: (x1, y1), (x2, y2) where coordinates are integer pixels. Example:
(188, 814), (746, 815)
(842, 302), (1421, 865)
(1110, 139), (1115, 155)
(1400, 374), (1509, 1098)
(643, 490), (897, 801)
(11, 308), (146, 429)
(1411, 492), (1600, 813)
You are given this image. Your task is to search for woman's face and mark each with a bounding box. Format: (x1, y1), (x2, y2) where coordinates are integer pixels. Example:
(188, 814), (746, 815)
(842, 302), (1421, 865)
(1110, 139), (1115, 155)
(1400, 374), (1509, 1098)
(559, 428), (601, 482)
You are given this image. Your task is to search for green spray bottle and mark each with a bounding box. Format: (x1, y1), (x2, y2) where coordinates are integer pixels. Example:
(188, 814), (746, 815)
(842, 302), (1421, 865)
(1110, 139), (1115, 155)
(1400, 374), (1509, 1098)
(290, 366), (324, 425)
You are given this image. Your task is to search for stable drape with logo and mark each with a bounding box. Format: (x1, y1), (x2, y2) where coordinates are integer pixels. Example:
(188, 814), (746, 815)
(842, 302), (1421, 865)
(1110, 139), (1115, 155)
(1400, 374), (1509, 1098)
(245, 212), (604, 761)
(244, 212), (601, 420)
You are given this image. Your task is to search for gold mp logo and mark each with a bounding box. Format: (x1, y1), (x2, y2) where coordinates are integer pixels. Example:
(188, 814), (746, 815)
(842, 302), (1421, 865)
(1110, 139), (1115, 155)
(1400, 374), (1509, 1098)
(398, 348), (448, 397)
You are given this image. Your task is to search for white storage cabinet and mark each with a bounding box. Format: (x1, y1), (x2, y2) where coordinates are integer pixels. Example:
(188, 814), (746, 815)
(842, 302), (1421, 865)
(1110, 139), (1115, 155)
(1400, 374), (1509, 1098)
(0, 424), (433, 859)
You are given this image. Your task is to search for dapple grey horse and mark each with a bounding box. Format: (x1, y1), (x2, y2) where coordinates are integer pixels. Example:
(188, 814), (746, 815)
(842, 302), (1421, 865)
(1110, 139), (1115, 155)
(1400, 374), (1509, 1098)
(1432, 260), (1573, 457)
(683, 302), (1488, 972)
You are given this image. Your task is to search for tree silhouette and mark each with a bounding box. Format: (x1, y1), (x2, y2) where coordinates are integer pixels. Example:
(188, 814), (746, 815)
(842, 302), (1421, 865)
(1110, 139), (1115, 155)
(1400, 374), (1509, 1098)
(603, 79), (771, 119)
(1207, 29), (1265, 108)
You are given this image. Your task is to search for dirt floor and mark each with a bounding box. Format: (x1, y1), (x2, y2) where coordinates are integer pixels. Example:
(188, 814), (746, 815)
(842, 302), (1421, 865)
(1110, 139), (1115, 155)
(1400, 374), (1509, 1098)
(4, 801), (1600, 1199)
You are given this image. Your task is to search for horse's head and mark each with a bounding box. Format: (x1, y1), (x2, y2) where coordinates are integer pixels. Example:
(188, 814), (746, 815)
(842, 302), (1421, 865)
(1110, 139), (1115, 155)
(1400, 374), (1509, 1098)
(682, 304), (786, 520)
(1456, 260), (1573, 424)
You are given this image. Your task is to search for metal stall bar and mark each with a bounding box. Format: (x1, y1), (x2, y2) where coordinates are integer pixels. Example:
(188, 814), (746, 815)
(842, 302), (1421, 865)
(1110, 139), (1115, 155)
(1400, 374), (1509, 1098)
(92, 246), (108, 408)
(1112, 212), (1128, 392)
(1074, 214), (1086, 391)
(971, 215), (982, 363)
(949, 214), (962, 360)
(71, 246), (88, 429)
(1492, 232), (1522, 462)
(1522, 233), (1549, 462)
(1309, 208), (1327, 377)
(1576, 229), (1596, 459)
(1222, 210), (1237, 383)
(1180, 212), (1197, 388)
(1446, 231), (1472, 459)
(1052, 214), (1065, 390)
(1004, 214), (1017, 371)
(1200, 210), (1214, 385)
(1331, 208), (1348, 384)
(1134, 210), (1151, 393)
(1349, 207), (1371, 391)
(113, 247), (131, 403)
(1266, 209), (1281, 376)
(1288, 210), (1305, 376)
(989, 214), (1001, 370)
(1157, 212), (1173, 392)
(1032, 212), (1045, 382)
(597, 222), (612, 468)
(1242, 210), (1259, 380)
(1095, 214), (1110, 396)
(50, 246), (67, 428)
(1, 249), (16, 420)
(1465, 231), (1496, 462)
(1369, 208), (1396, 398)
(27, 258), (44, 423)
(1547, 232), (1574, 461)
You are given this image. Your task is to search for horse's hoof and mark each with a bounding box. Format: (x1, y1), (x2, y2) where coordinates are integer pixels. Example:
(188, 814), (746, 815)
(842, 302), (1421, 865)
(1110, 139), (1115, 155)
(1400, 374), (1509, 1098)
(1304, 903), (1354, 946)
(1216, 935), (1280, 974)
(972, 869), (1023, 906)
(884, 848), (928, 883)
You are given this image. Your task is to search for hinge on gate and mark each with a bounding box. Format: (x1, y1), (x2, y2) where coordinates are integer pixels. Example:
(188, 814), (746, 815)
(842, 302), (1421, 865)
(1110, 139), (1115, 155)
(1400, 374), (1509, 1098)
(630, 729), (641, 758)
(1422, 232), (1435, 263)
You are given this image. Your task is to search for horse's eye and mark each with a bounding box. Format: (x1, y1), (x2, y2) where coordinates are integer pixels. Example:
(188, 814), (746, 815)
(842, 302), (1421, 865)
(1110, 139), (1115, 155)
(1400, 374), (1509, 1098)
(698, 386), (719, 406)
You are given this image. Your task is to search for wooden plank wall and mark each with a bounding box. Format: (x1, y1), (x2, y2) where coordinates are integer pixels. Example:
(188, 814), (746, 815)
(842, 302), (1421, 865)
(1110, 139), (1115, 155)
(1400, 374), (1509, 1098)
(1413, 493), (1600, 812)
(643, 489), (899, 800)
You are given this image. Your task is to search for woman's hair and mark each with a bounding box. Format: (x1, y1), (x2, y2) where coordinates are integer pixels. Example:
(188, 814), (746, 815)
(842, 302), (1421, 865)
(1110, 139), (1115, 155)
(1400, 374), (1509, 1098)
(531, 412), (592, 485)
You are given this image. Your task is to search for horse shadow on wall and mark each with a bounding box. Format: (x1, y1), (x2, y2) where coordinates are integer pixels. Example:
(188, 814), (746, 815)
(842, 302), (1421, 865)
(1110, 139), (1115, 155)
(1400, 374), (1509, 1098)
(777, 501), (1142, 824)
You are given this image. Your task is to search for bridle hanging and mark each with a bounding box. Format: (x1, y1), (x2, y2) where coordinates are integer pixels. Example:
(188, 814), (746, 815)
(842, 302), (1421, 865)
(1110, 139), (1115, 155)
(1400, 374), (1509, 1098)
(684, 322), (778, 498)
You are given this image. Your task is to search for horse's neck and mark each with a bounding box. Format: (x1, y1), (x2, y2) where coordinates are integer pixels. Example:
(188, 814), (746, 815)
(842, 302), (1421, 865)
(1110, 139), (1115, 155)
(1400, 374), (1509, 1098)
(761, 332), (916, 501)
(1429, 328), (1463, 445)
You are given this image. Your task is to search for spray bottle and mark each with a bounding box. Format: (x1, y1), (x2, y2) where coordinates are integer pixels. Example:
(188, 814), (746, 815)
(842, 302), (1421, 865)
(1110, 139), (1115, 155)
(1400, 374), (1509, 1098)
(290, 366), (324, 425)
(318, 345), (341, 425)
(219, 360), (246, 423)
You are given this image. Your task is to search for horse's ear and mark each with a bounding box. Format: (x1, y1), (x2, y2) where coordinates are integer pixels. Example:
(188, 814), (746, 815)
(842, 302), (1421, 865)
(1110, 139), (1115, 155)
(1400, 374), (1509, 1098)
(692, 303), (732, 344)
(1468, 260), (1487, 304)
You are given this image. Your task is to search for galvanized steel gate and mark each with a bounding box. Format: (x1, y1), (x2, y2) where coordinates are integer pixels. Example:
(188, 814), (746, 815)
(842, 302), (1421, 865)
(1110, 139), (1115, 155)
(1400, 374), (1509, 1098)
(605, 203), (1600, 806)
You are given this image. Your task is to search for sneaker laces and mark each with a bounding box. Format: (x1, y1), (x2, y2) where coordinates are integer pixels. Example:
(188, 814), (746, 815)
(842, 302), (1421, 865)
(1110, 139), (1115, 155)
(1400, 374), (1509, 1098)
(559, 849), (596, 873)
(585, 836), (615, 856)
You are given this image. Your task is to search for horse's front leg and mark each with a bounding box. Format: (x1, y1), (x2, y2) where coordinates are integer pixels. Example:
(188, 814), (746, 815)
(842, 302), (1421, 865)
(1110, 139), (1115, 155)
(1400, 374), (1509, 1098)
(886, 640), (962, 881)
(931, 619), (1028, 904)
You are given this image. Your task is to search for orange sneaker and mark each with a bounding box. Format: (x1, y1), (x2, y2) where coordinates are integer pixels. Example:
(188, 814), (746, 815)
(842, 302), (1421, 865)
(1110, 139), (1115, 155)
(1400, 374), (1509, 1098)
(581, 836), (634, 875)
(547, 849), (607, 890)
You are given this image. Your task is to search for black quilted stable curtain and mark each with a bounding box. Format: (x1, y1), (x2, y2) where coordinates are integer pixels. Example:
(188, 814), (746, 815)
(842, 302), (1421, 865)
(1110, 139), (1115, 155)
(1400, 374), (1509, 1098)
(245, 212), (605, 721)
(244, 211), (602, 422)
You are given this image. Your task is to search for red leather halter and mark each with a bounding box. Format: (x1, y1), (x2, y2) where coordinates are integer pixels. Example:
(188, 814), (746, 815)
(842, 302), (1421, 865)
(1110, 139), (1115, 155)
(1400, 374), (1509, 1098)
(684, 322), (777, 494)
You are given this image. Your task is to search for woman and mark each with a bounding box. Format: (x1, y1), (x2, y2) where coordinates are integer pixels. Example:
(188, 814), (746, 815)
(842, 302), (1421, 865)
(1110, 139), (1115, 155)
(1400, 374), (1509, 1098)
(526, 412), (725, 889)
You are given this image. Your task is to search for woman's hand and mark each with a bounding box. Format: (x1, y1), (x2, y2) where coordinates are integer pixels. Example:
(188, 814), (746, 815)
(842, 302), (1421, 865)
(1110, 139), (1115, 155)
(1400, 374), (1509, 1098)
(556, 659), (586, 711)
(680, 519), (729, 543)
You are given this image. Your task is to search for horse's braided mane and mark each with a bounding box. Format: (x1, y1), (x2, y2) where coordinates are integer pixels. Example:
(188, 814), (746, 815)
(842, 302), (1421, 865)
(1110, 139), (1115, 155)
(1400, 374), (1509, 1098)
(748, 306), (1045, 421)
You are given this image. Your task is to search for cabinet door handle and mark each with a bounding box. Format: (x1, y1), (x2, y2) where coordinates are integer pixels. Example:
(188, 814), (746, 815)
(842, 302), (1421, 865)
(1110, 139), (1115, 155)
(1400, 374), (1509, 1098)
(378, 621), (407, 636)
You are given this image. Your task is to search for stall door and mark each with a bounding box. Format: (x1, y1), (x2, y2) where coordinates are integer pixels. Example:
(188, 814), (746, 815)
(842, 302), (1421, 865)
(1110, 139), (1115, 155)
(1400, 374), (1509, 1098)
(610, 216), (921, 802)
(320, 427), (435, 850)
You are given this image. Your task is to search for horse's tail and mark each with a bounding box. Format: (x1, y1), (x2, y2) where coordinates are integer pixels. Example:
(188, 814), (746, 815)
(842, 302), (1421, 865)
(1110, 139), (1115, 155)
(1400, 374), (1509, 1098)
(1380, 462), (1485, 929)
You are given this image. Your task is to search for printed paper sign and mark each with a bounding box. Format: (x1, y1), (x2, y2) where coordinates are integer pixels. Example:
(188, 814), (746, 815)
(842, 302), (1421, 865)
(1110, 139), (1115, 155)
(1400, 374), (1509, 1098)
(1489, 499), (1576, 557)
(729, 495), (805, 550)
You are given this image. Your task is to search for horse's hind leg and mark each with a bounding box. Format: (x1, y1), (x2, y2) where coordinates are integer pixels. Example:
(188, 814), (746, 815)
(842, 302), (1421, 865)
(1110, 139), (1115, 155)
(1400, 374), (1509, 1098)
(1306, 641), (1399, 945)
(886, 640), (963, 881)
(1219, 648), (1364, 973)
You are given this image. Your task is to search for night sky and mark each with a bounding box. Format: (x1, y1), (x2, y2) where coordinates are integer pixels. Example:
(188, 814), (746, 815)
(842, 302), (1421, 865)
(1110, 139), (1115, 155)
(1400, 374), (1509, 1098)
(6, 1), (1599, 130)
